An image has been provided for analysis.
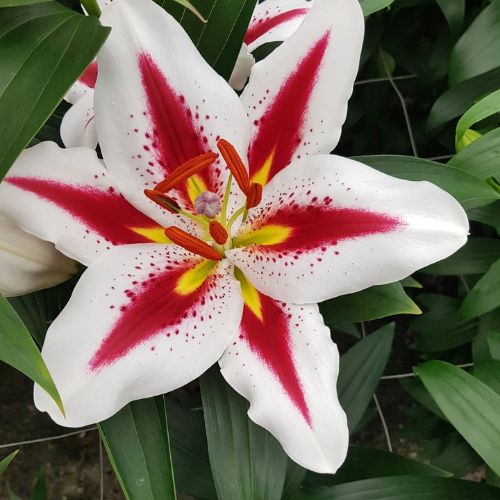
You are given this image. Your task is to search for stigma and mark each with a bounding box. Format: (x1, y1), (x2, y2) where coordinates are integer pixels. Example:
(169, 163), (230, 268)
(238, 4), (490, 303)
(195, 191), (221, 218)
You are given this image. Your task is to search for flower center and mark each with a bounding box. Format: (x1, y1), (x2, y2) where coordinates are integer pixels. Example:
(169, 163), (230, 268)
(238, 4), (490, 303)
(143, 139), (262, 260)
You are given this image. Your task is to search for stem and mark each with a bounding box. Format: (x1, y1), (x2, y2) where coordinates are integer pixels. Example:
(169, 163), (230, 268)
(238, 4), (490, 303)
(226, 206), (246, 236)
(81, 0), (101, 17)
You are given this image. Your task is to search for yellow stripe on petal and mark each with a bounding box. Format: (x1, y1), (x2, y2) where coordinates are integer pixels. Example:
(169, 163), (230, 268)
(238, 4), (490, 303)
(233, 224), (292, 248)
(130, 227), (172, 243)
(186, 174), (208, 205)
(250, 150), (275, 186)
(234, 267), (262, 320)
(175, 259), (217, 295)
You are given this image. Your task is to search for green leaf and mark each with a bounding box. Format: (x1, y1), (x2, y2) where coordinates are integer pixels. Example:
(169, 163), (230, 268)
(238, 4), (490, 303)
(293, 476), (500, 500)
(0, 2), (109, 179)
(321, 283), (420, 324)
(460, 257), (500, 320)
(400, 276), (422, 288)
(338, 324), (394, 432)
(435, 0), (464, 36)
(449, 0), (500, 85)
(487, 331), (500, 360)
(450, 127), (500, 179)
(99, 396), (177, 500)
(309, 446), (451, 487)
(455, 89), (500, 145)
(31, 469), (47, 500)
(168, 400), (217, 499)
(474, 359), (500, 395)
(422, 238), (500, 275)
(360, 0), (394, 16)
(0, 450), (18, 479)
(469, 202), (500, 235)
(161, 0), (257, 81)
(0, 295), (63, 413)
(412, 294), (477, 352)
(353, 155), (499, 209)
(200, 368), (288, 500)
(0, 0), (50, 6)
(401, 378), (447, 421)
(427, 67), (500, 131)
(416, 360), (500, 476)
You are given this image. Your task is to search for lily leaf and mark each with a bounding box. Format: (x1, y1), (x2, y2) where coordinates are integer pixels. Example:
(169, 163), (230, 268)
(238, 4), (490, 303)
(321, 283), (420, 324)
(0, 2), (109, 179)
(0, 450), (18, 479)
(416, 360), (500, 476)
(0, 295), (63, 414)
(99, 396), (177, 500)
(338, 323), (394, 432)
(200, 368), (288, 500)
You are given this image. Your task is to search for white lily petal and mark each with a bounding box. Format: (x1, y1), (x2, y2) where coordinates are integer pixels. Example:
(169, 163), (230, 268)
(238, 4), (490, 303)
(0, 214), (76, 297)
(35, 244), (243, 427)
(61, 93), (97, 149)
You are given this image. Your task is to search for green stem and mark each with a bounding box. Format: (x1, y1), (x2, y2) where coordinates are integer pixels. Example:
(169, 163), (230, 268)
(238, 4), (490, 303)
(226, 205), (246, 236)
(81, 0), (101, 18)
(220, 173), (233, 226)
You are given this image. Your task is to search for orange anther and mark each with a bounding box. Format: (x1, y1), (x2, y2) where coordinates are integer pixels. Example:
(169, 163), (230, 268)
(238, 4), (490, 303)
(209, 221), (228, 245)
(246, 182), (263, 209)
(165, 226), (222, 261)
(155, 152), (218, 193)
(217, 139), (251, 194)
(144, 189), (180, 213)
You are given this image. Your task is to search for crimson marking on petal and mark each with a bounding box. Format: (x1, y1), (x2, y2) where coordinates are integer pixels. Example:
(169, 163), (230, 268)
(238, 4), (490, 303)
(253, 204), (403, 252)
(89, 262), (211, 370)
(240, 292), (311, 424)
(7, 176), (163, 245)
(244, 8), (309, 45)
(248, 33), (329, 183)
(138, 53), (213, 204)
(79, 61), (98, 89)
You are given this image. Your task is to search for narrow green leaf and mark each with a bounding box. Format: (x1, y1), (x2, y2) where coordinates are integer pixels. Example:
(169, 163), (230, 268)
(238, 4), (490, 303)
(293, 476), (500, 500)
(487, 331), (500, 360)
(308, 446), (450, 488)
(450, 128), (500, 180)
(449, 0), (500, 85)
(200, 368), (288, 500)
(416, 360), (500, 476)
(428, 67), (500, 131)
(0, 2), (110, 178)
(474, 359), (500, 395)
(0, 295), (63, 413)
(469, 201), (500, 235)
(321, 283), (420, 324)
(168, 400), (217, 500)
(460, 257), (500, 320)
(422, 238), (500, 275)
(31, 469), (47, 500)
(456, 89), (500, 144)
(400, 378), (447, 420)
(353, 155), (499, 209)
(160, 0), (257, 81)
(0, 0), (50, 6)
(412, 294), (477, 352)
(435, 0), (464, 36)
(400, 277), (422, 288)
(338, 324), (394, 432)
(99, 396), (177, 500)
(360, 0), (394, 16)
(0, 450), (18, 479)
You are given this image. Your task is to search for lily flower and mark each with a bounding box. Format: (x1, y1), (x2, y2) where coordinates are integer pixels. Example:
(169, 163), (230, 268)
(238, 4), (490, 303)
(0, 212), (76, 297)
(0, 0), (468, 473)
(61, 0), (312, 146)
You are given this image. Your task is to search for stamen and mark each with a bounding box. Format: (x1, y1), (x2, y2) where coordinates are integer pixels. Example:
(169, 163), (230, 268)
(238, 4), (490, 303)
(144, 189), (180, 213)
(165, 226), (222, 261)
(246, 182), (263, 209)
(209, 221), (228, 245)
(155, 152), (218, 193)
(217, 139), (251, 194)
(195, 191), (221, 218)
